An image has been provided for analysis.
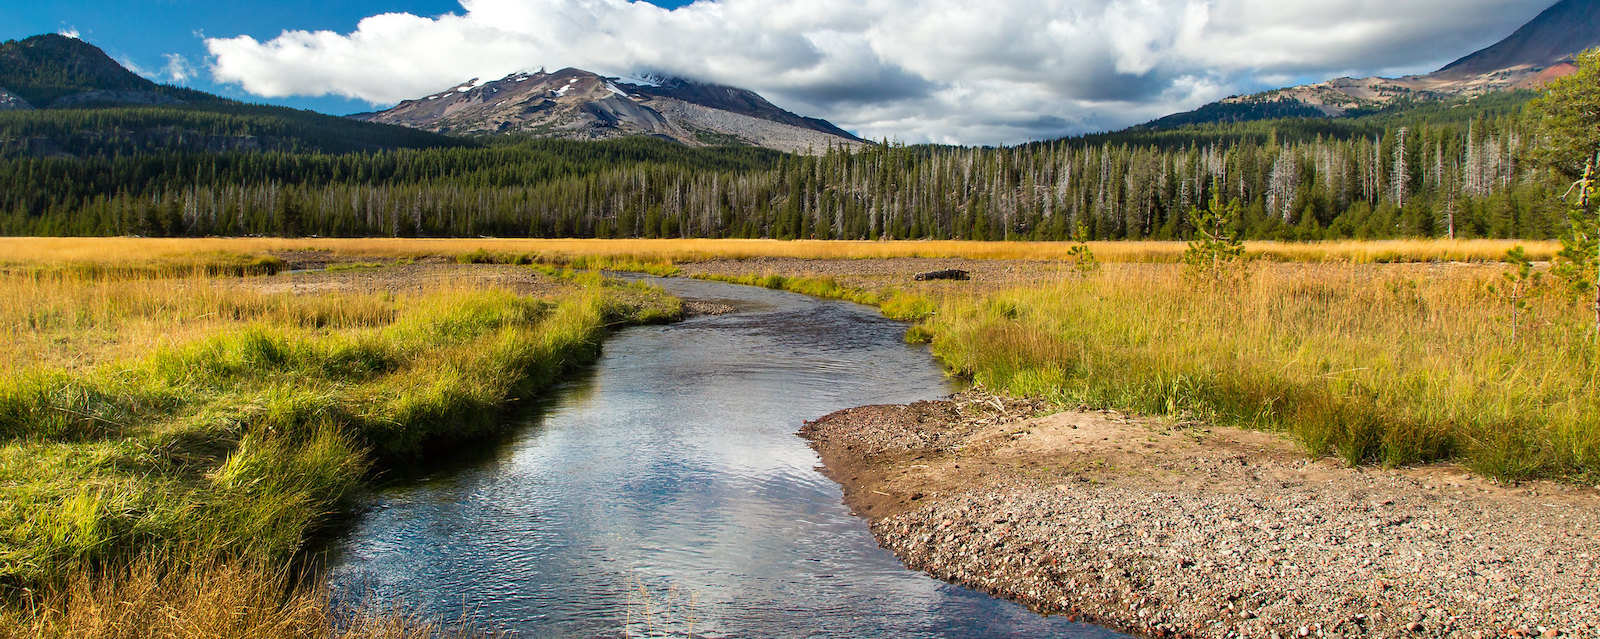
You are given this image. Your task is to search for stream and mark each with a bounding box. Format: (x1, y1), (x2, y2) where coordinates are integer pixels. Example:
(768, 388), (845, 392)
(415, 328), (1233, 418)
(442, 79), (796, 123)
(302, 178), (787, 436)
(326, 276), (1122, 638)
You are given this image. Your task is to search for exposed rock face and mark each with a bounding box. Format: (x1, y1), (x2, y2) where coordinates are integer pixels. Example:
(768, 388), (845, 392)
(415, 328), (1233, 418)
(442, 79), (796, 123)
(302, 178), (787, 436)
(354, 67), (861, 154)
(1436, 0), (1600, 78)
(1147, 0), (1600, 128)
(0, 88), (31, 111)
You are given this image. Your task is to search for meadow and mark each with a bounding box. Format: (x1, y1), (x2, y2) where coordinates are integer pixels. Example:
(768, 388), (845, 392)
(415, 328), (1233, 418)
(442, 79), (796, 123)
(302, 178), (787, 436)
(920, 263), (1598, 481)
(0, 248), (678, 635)
(0, 236), (1561, 268)
(698, 258), (1599, 480)
(2, 235), (1594, 635)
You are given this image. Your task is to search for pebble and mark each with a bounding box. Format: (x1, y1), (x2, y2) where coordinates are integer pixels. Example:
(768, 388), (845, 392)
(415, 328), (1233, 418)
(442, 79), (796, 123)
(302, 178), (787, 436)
(803, 391), (1600, 639)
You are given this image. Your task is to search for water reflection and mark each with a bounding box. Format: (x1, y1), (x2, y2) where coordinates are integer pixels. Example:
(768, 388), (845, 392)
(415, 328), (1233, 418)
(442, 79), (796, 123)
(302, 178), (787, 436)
(327, 277), (1122, 638)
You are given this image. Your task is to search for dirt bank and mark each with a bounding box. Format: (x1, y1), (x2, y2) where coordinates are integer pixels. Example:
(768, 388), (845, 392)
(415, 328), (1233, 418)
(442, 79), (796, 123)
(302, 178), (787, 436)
(802, 391), (1600, 638)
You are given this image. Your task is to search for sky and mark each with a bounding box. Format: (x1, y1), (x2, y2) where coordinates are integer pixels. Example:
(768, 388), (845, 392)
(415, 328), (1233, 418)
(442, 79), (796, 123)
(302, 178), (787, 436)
(2, 0), (1558, 145)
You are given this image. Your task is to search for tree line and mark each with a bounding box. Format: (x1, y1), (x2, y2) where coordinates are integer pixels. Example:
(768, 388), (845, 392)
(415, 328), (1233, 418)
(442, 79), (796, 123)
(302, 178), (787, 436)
(0, 92), (1567, 240)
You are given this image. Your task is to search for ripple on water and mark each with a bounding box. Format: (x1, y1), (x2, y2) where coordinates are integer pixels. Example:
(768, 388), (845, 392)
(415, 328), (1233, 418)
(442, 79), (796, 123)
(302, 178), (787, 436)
(326, 277), (1124, 638)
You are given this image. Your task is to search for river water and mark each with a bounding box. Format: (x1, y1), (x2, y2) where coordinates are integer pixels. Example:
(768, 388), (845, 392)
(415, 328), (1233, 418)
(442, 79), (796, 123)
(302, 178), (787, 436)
(326, 277), (1120, 638)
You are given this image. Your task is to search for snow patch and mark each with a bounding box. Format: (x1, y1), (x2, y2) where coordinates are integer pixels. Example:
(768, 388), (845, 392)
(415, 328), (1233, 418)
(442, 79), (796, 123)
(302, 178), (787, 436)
(554, 85), (571, 97)
(604, 81), (629, 97)
(613, 74), (661, 88)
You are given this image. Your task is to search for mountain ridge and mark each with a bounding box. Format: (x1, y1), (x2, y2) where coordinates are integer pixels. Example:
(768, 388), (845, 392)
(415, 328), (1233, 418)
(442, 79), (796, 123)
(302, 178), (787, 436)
(1142, 0), (1596, 130)
(0, 34), (461, 158)
(353, 67), (862, 155)
(0, 34), (216, 108)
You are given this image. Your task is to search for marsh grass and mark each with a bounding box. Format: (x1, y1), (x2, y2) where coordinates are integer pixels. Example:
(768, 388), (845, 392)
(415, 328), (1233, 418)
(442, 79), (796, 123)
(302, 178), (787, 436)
(0, 237), (1561, 269)
(0, 251), (284, 280)
(0, 262), (678, 632)
(698, 260), (1598, 481)
(0, 555), (481, 639)
(923, 264), (1600, 481)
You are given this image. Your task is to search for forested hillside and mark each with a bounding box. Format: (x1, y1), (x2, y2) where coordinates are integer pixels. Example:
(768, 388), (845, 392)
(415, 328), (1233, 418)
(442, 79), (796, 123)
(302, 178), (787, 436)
(0, 91), (1562, 240)
(0, 34), (463, 158)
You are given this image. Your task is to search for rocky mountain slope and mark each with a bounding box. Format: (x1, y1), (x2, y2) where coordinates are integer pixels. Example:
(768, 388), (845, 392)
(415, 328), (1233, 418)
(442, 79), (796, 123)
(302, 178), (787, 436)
(1147, 0), (1596, 129)
(353, 68), (861, 154)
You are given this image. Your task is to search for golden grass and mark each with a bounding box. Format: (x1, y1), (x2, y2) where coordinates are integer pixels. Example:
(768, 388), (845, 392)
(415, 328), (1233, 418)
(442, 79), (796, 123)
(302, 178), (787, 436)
(0, 274), (404, 375)
(0, 557), (478, 639)
(687, 257), (1599, 480)
(923, 262), (1600, 480)
(0, 237), (1562, 267)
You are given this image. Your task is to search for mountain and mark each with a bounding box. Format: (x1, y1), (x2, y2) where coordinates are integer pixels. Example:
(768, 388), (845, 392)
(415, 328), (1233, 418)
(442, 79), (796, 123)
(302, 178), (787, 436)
(1145, 0), (1596, 129)
(0, 34), (461, 157)
(1436, 0), (1600, 78)
(353, 68), (862, 154)
(0, 34), (216, 108)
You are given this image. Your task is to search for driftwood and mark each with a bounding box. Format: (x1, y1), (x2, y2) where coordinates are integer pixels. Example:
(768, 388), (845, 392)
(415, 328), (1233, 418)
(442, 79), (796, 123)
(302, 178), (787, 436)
(913, 269), (970, 281)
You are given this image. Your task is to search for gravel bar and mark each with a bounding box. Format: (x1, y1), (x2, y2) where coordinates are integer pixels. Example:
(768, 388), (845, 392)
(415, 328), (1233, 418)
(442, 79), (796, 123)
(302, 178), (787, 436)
(800, 391), (1600, 638)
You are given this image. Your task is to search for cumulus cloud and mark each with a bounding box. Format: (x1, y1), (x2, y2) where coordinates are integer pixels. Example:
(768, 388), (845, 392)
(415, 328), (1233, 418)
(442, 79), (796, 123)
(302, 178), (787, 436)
(205, 0), (1552, 145)
(57, 27), (81, 39)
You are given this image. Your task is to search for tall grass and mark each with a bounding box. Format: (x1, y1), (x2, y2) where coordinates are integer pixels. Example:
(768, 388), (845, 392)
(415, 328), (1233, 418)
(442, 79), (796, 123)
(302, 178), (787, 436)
(0, 237), (1561, 268)
(921, 264), (1599, 481)
(0, 556), (478, 639)
(0, 265), (678, 630)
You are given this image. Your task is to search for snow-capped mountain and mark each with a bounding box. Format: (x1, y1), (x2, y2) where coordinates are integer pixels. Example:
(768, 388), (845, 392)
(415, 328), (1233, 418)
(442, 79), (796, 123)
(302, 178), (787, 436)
(351, 67), (861, 154)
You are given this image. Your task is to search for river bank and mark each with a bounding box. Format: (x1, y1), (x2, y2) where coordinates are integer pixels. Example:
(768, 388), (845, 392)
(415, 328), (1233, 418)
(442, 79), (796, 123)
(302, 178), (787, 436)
(0, 258), (678, 636)
(802, 391), (1600, 638)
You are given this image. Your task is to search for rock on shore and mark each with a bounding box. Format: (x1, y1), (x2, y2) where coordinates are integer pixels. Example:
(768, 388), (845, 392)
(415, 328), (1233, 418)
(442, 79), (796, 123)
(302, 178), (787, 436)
(801, 391), (1600, 638)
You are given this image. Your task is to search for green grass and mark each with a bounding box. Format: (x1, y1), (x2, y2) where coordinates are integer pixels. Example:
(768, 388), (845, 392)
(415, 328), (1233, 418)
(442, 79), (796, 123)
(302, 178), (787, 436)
(455, 248), (680, 276)
(325, 262), (387, 272)
(0, 278), (680, 594)
(0, 252), (285, 280)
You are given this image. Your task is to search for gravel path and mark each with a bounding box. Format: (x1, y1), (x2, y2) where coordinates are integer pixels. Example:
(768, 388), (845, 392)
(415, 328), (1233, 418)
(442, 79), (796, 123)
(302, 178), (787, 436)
(801, 392), (1600, 638)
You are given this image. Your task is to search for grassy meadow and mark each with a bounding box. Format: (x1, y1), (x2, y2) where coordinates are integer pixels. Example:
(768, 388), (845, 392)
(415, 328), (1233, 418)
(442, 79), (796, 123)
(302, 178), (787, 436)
(0, 246), (679, 635)
(921, 264), (1598, 481)
(1, 235), (1594, 634)
(0, 236), (1561, 268)
(684, 252), (1599, 482)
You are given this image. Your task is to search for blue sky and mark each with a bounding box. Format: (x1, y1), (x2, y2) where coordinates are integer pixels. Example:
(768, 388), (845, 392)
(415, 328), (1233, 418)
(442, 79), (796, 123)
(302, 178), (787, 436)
(1, 0), (693, 114)
(0, 0), (1555, 144)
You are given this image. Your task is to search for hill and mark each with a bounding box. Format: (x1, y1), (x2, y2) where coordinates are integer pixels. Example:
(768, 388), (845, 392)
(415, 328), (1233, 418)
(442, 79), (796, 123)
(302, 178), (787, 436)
(0, 34), (461, 157)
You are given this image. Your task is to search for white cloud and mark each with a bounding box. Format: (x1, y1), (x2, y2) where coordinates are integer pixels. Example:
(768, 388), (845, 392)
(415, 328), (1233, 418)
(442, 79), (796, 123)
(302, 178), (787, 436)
(124, 54), (199, 84)
(57, 27), (81, 40)
(205, 0), (1552, 145)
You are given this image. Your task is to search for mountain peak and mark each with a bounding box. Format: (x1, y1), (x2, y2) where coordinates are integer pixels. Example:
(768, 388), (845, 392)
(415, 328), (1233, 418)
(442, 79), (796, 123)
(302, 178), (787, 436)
(356, 66), (860, 154)
(1436, 0), (1600, 78)
(0, 33), (215, 108)
(1142, 0), (1598, 130)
